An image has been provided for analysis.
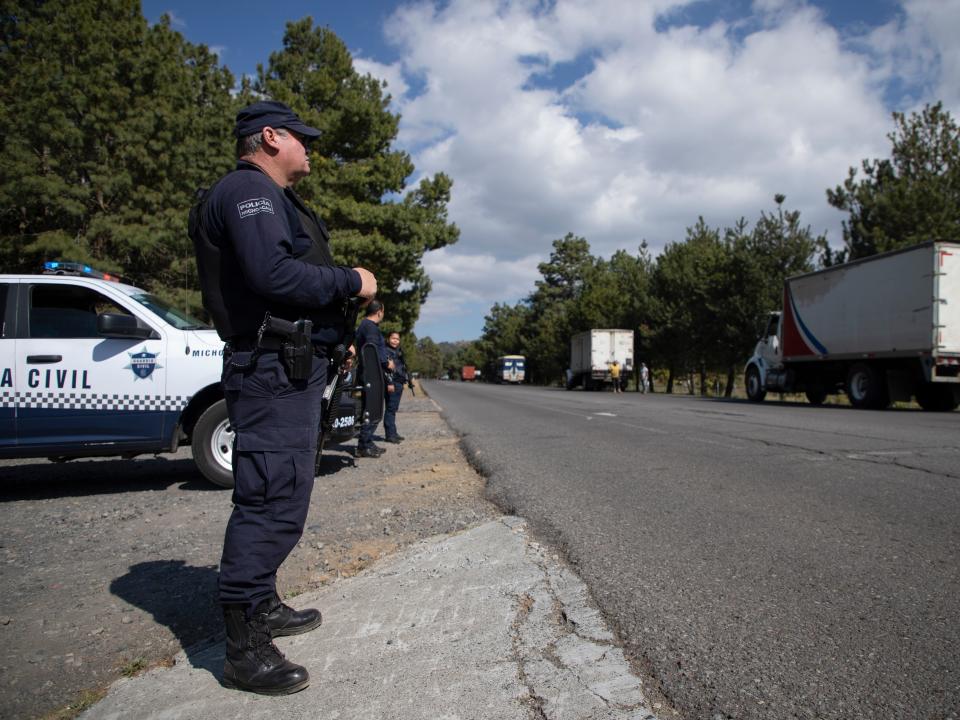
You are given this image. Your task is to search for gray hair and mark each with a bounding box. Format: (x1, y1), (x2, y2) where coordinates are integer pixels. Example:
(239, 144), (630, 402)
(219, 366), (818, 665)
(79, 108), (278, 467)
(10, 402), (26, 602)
(236, 128), (290, 159)
(236, 132), (262, 159)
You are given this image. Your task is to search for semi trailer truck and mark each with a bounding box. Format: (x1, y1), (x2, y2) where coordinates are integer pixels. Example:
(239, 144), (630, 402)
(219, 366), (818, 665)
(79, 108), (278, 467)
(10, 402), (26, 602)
(744, 241), (960, 410)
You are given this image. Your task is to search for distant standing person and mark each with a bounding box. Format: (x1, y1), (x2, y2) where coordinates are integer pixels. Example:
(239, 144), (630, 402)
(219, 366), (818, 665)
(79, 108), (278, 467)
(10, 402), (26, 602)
(355, 300), (392, 457)
(640, 362), (650, 394)
(609, 360), (622, 393)
(383, 331), (413, 443)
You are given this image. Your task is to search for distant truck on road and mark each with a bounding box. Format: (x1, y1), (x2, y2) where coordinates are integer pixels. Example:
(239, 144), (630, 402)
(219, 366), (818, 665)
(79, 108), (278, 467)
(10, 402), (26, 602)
(745, 241), (960, 410)
(496, 355), (525, 384)
(566, 329), (634, 390)
(461, 365), (477, 382)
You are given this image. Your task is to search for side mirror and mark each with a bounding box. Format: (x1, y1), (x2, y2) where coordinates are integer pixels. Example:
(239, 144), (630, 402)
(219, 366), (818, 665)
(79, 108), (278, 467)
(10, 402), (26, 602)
(97, 313), (156, 339)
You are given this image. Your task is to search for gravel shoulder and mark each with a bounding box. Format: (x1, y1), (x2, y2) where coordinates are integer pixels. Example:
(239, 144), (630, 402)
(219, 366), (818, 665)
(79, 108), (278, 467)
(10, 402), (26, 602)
(0, 384), (497, 720)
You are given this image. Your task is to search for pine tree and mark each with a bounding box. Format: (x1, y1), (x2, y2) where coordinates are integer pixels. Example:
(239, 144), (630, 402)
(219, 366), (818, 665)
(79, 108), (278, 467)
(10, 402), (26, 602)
(827, 102), (960, 261)
(252, 18), (459, 333)
(0, 1), (236, 314)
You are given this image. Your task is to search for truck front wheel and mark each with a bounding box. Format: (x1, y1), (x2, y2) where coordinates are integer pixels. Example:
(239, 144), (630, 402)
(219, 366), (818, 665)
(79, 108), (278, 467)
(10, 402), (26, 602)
(846, 364), (889, 410)
(192, 400), (235, 488)
(745, 366), (766, 402)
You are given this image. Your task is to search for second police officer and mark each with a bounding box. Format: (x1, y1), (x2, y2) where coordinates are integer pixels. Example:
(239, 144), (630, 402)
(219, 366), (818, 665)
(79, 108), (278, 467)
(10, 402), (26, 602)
(191, 100), (377, 695)
(383, 331), (413, 443)
(354, 300), (392, 457)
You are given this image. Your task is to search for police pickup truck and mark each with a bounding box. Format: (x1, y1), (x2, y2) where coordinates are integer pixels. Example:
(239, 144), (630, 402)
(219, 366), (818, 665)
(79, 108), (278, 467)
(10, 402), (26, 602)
(0, 263), (234, 487)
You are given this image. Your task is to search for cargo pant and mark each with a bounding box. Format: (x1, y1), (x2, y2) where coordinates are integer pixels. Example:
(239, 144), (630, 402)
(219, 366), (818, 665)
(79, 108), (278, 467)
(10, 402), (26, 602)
(217, 346), (327, 612)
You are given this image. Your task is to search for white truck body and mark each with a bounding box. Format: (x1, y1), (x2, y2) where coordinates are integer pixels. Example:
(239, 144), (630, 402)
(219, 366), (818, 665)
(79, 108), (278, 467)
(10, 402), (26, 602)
(745, 241), (960, 410)
(568, 329), (634, 390)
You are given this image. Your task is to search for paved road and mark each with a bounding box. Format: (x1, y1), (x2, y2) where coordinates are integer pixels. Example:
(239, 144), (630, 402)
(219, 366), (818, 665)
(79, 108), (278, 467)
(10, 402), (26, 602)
(423, 381), (960, 720)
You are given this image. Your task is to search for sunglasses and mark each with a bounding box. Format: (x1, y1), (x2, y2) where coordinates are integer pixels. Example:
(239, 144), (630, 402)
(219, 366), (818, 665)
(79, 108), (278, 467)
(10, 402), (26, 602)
(284, 129), (312, 151)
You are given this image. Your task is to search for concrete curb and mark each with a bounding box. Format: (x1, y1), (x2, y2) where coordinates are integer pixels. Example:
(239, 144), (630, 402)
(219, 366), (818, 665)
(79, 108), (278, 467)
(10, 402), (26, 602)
(80, 518), (660, 720)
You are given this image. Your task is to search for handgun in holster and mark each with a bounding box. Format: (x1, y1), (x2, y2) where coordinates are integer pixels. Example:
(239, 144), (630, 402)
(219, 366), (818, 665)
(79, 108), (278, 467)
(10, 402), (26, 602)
(258, 313), (314, 381)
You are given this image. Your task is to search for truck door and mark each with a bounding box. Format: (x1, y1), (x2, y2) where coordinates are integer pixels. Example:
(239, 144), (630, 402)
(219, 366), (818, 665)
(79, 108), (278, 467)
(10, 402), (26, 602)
(758, 313), (782, 363)
(0, 282), (15, 448)
(15, 281), (169, 450)
(937, 245), (960, 355)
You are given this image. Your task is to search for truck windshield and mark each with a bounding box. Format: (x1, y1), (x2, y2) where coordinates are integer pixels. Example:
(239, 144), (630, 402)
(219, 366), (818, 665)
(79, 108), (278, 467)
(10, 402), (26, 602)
(129, 293), (210, 330)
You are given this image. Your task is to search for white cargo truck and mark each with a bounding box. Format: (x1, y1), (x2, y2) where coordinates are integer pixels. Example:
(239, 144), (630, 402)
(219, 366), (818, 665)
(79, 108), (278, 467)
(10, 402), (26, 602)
(744, 241), (960, 410)
(567, 329), (634, 390)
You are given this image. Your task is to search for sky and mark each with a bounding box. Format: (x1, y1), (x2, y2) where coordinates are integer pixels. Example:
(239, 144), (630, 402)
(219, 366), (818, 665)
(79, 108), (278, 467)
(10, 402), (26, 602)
(142, 0), (960, 342)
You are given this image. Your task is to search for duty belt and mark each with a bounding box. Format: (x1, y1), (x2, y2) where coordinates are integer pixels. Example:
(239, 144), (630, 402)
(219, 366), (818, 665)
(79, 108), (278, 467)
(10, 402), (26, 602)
(226, 335), (282, 352)
(227, 335), (335, 355)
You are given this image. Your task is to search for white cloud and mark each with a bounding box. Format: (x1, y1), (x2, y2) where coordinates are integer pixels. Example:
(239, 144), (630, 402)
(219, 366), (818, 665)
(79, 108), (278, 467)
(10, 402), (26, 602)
(421, 248), (542, 312)
(353, 57), (409, 104)
(355, 0), (956, 340)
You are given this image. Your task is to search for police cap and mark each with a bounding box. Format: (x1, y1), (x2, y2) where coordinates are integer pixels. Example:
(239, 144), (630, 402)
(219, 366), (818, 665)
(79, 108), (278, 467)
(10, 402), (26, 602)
(234, 100), (321, 139)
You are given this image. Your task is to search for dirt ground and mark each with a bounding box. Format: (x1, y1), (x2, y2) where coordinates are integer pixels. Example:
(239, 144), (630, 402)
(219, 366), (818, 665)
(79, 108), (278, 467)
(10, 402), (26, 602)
(0, 385), (497, 720)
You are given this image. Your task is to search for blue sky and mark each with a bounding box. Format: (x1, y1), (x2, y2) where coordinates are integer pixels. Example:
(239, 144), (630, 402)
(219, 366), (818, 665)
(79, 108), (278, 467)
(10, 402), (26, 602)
(143, 0), (960, 342)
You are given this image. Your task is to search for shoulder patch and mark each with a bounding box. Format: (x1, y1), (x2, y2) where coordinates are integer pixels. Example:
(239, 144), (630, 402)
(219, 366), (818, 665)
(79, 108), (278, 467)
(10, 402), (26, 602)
(237, 197), (274, 218)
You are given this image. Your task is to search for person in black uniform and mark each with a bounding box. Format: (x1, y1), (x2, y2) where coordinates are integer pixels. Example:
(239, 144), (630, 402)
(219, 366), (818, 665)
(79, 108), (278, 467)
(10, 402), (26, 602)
(383, 331), (413, 443)
(191, 100), (377, 695)
(354, 300), (391, 457)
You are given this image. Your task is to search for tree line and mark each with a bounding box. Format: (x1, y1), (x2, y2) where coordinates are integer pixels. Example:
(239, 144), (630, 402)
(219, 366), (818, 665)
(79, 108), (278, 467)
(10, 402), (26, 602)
(427, 103), (960, 393)
(3, 2), (957, 379)
(0, 0), (458, 335)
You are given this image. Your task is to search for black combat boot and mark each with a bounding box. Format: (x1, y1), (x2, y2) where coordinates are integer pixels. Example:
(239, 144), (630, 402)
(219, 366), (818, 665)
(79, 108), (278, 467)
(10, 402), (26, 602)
(263, 594), (323, 637)
(222, 603), (310, 695)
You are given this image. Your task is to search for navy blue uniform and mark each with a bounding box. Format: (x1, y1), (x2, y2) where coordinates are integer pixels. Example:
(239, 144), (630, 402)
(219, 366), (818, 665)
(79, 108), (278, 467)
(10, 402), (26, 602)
(355, 318), (388, 450)
(200, 162), (360, 610)
(383, 344), (409, 441)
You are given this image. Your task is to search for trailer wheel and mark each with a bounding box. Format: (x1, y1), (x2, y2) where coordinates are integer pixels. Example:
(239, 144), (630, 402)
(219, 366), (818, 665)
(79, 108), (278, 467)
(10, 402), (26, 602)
(916, 383), (960, 412)
(846, 363), (889, 410)
(745, 366), (766, 402)
(192, 400), (235, 488)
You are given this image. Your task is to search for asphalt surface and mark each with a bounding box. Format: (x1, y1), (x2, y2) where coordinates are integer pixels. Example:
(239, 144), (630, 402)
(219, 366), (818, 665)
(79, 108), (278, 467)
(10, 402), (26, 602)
(423, 381), (960, 720)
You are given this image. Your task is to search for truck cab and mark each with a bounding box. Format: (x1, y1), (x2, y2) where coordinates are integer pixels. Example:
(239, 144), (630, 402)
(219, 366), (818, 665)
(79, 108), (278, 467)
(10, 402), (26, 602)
(745, 312), (782, 400)
(0, 263), (233, 486)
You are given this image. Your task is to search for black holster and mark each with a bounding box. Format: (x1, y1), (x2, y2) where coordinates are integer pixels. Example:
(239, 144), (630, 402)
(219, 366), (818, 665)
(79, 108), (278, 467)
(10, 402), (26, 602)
(258, 314), (314, 381)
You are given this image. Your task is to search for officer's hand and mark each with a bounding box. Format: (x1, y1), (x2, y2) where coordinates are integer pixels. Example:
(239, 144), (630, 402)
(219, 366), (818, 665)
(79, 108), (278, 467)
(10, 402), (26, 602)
(343, 345), (355, 370)
(387, 359), (395, 370)
(387, 384), (395, 393)
(353, 267), (377, 302)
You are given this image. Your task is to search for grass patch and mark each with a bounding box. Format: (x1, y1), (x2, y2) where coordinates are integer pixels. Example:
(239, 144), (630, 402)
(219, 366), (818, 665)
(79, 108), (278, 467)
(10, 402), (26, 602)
(120, 657), (147, 678)
(41, 688), (108, 720)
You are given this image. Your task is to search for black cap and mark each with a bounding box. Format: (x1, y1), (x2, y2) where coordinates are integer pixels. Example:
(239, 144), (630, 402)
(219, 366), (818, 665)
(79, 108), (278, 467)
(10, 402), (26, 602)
(234, 100), (321, 139)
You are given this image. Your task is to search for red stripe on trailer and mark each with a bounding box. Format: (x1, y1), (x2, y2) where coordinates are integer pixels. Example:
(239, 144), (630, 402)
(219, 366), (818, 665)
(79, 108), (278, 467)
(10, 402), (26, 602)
(781, 286), (815, 358)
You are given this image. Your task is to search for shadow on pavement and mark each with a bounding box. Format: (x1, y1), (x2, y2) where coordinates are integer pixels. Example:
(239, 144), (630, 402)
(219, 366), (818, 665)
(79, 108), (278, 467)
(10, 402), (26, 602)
(110, 560), (223, 677)
(0, 456), (222, 501)
(316, 445), (358, 474)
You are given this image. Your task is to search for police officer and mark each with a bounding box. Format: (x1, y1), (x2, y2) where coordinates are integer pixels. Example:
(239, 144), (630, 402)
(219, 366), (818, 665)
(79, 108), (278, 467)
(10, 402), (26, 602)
(354, 300), (391, 457)
(191, 100), (376, 695)
(383, 331), (413, 443)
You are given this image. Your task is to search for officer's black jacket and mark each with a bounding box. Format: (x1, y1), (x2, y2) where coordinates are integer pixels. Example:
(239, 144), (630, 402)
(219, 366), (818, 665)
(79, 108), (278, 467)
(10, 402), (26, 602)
(385, 345), (409, 385)
(194, 161), (361, 344)
(356, 318), (388, 368)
